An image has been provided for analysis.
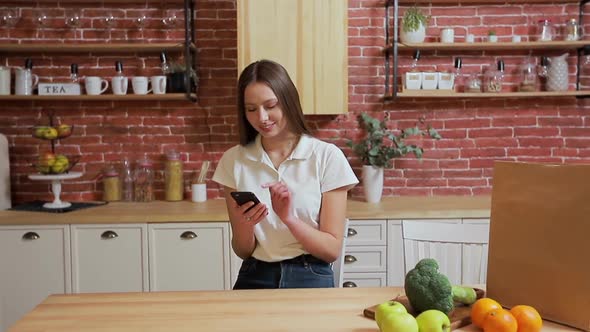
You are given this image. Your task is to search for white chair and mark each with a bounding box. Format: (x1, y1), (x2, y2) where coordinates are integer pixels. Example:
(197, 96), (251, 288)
(402, 219), (489, 285)
(332, 219), (349, 288)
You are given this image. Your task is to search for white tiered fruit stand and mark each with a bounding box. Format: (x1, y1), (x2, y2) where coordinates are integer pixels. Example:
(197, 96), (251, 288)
(28, 172), (83, 209)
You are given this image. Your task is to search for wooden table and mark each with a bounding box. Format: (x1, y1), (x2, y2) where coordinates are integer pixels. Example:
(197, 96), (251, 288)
(8, 287), (579, 332)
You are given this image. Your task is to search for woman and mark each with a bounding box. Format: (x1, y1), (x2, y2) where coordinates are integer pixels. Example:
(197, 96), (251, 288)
(212, 59), (358, 289)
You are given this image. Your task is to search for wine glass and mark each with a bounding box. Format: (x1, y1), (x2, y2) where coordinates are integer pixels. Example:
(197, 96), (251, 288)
(34, 9), (48, 29)
(162, 10), (178, 29)
(133, 12), (147, 30)
(65, 9), (81, 29)
(1, 8), (20, 28)
(103, 11), (116, 30)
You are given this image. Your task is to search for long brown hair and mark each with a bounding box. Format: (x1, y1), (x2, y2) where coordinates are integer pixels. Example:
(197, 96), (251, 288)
(237, 59), (311, 146)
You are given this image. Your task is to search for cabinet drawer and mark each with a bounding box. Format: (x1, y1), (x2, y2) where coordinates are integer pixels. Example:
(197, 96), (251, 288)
(148, 223), (230, 291)
(71, 224), (148, 293)
(346, 220), (386, 246)
(342, 246), (386, 273)
(342, 272), (387, 288)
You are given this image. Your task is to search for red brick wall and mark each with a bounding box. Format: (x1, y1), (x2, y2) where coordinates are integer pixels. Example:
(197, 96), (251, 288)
(1, 0), (589, 204)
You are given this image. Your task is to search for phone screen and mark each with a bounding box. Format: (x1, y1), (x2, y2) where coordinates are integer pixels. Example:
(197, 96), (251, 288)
(230, 191), (261, 212)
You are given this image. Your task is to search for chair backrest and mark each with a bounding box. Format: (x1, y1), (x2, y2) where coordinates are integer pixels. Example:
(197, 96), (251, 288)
(331, 219), (349, 288)
(402, 220), (489, 285)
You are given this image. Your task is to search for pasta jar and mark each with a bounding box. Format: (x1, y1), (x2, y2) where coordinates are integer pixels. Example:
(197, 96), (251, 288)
(102, 164), (121, 201)
(133, 155), (154, 202)
(165, 150), (184, 201)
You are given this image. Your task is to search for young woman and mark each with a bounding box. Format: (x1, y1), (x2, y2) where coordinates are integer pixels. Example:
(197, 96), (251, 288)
(212, 59), (358, 289)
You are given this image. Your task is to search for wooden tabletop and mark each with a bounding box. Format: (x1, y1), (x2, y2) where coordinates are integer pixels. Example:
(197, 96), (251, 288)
(0, 196), (491, 225)
(7, 287), (578, 332)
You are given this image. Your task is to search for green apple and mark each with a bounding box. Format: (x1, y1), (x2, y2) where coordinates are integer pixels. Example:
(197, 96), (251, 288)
(379, 312), (419, 332)
(51, 155), (69, 173)
(416, 309), (451, 332)
(56, 124), (72, 138)
(375, 300), (408, 328)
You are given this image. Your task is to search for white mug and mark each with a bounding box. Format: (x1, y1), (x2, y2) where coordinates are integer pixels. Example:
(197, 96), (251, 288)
(112, 76), (128, 95)
(440, 28), (454, 43)
(466, 34), (475, 43)
(150, 75), (167, 94)
(0, 67), (10, 95)
(85, 76), (109, 95)
(191, 183), (207, 202)
(131, 76), (152, 95)
(15, 67), (39, 96)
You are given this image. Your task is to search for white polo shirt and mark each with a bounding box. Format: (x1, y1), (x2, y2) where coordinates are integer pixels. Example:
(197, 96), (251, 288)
(212, 134), (358, 262)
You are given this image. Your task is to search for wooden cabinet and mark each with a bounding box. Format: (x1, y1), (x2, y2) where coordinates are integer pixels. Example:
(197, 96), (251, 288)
(148, 223), (231, 291)
(342, 220), (388, 287)
(71, 224), (149, 293)
(237, 0), (348, 115)
(0, 225), (71, 332)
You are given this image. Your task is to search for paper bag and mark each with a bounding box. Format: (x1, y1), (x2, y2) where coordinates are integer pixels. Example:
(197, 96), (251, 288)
(487, 161), (590, 331)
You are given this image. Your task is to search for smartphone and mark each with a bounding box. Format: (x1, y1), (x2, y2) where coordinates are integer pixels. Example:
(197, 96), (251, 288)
(230, 191), (261, 212)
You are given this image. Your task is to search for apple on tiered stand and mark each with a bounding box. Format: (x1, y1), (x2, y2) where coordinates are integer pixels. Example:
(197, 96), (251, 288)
(28, 114), (82, 209)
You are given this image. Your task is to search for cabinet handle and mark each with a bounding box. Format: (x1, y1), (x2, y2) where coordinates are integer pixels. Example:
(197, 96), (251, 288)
(22, 232), (40, 240)
(344, 255), (357, 264)
(101, 230), (118, 239)
(180, 231), (198, 240)
(343, 281), (357, 288)
(347, 228), (357, 237)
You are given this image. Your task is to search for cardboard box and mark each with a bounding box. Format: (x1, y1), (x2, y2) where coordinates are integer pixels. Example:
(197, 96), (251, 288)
(487, 161), (590, 331)
(38, 83), (81, 95)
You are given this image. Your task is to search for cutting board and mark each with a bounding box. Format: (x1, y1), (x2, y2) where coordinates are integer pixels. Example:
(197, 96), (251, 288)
(363, 288), (485, 330)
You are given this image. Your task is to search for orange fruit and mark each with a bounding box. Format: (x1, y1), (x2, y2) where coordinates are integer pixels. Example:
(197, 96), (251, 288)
(510, 305), (543, 332)
(471, 298), (502, 328)
(483, 308), (518, 332)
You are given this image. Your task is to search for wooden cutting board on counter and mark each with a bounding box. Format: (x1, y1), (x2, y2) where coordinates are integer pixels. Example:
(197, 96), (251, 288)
(363, 288), (485, 330)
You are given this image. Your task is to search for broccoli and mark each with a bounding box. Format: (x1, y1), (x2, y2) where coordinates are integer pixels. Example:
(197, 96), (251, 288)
(404, 258), (477, 315)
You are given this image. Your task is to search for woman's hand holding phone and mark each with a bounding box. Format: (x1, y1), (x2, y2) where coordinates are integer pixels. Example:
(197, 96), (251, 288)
(230, 191), (268, 225)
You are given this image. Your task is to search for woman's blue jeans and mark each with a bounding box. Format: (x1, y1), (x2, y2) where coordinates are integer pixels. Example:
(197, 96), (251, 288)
(233, 254), (335, 289)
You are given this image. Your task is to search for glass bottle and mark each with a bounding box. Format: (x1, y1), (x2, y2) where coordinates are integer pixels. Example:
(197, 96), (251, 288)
(566, 18), (580, 41)
(121, 157), (134, 202)
(70, 64), (79, 83)
(113, 60), (128, 95)
(537, 19), (554, 41)
(538, 56), (549, 91)
(518, 58), (537, 92)
(133, 155), (154, 202)
(164, 150), (184, 201)
(454, 57), (464, 93)
(160, 51), (171, 75)
(102, 164), (122, 202)
(484, 60), (505, 93)
(404, 50), (422, 90)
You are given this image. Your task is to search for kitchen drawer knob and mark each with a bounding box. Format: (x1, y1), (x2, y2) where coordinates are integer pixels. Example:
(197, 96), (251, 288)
(343, 281), (357, 288)
(344, 255), (357, 263)
(22, 232), (40, 240)
(101, 230), (118, 239)
(347, 228), (357, 237)
(180, 231), (198, 240)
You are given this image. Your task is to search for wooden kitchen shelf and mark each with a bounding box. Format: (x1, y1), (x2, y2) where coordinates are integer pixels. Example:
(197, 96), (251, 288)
(390, 40), (590, 52)
(385, 90), (590, 99)
(0, 94), (196, 101)
(0, 43), (196, 54)
(398, 0), (578, 3)
(21, 0), (192, 3)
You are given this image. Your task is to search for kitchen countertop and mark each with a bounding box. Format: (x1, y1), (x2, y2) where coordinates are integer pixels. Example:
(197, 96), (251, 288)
(0, 195), (491, 226)
(7, 287), (577, 332)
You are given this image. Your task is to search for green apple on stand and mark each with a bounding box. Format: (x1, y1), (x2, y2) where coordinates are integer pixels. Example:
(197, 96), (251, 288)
(56, 124), (72, 138)
(416, 309), (451, 332)
(51, 154), (69, 174)
(378, 311), (419, 332)
(375, 300), (408, 329)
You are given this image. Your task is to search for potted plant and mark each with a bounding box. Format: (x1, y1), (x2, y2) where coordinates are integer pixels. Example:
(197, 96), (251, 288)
(347, 112), (441, 203)
(167, 59), (198, 93)
(487, 30), (498, 43)
(400, 6), (430, 44)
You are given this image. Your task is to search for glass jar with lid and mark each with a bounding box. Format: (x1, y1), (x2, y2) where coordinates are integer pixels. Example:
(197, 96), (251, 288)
(566, 18), (580, 41)
(484, 60), (505, 93)
(102, 164), (121, 202)
(133, 155), (154, 202)
(518, 58), (538, 92)
(537, 19), (554, 41)
(164, 150), (184, 201)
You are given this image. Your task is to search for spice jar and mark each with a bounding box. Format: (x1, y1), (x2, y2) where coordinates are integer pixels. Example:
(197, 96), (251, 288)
(133, 155), (154, 202)
(164, 150), (184, 201)
(102, 164), (121, 202)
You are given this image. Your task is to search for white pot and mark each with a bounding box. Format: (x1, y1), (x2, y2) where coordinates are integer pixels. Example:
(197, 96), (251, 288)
(400, 24), (426, 44)
(362, 165), (384, 204)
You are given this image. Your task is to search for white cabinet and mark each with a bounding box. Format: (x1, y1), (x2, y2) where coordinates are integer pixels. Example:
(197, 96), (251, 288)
(386, 220), (405, 286)
(342, 220), (387, 287)
(0, 225), (71, 332)
(71, 224), (148, 293)
(396, 218), (490, 285)
(148, 223), (231, 291)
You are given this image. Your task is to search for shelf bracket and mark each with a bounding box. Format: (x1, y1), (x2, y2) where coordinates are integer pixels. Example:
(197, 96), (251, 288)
(384, 0), (399, 101)
(183, 0), (197, 102)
